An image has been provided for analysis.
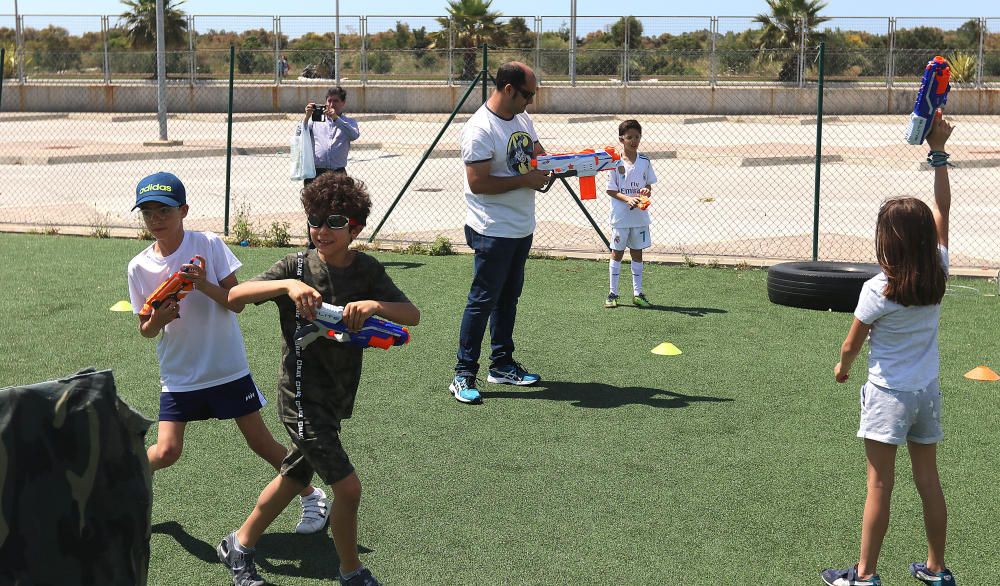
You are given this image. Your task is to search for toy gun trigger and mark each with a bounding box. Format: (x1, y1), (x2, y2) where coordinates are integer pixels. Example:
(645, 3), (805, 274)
(537, 173), (556, 193)
(294, 323), (323, 349)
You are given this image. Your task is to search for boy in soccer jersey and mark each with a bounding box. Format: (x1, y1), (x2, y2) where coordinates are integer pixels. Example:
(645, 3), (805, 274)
(604, 119), (658, 308)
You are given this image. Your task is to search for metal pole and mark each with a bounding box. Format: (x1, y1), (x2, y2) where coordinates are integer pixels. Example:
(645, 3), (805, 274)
(623, 16), (629, 85)
(14, 1), (24, 82)
(273, 16), (280, 84)
(812, 42), (825, 262)
(798, 16), (806, 88)
(1, 47), (6, 111)
(102, 16), (111, 84)
(886, 18), (895, 88)
(361, 16), (368, 86)
(224, 45), (235, 237)
(534, 16), (541, 77)
(188, 15), (195, 84)
(334, 0), (340, 83)
(569, 4), (578, 84)
(710, 17), (717, 87)
(155, 0), (168, 141)
(976, 18), (985, 88)
(368, 70), (487, 242)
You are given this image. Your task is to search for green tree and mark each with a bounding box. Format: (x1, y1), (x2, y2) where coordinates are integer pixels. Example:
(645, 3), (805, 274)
(436, 0), (503, 80)
(610, 16), (643, 50)
(753, 0), (830, 81)
(506, 17), (534, 49)
(118, 0), (188, 49)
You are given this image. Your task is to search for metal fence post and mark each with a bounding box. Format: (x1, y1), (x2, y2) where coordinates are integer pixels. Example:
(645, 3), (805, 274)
(361, 16), (368, 87)
(16, 14), (24, 83)
(887, 17), (895, 88)
(798, 16), (806, 88)
(102, 15), (111, 84)
(273, 16), (280, 85)
(224, 45), (235, 237)
(1, 47), (6, 110)
(623, 16), (629, 86)
(812, 42), (825, 262)
(570, 8), (577, 85)
(447, 18), (454, 87)
(188, 15), (196, 84)
(976, 17), (985, 88)
(534, 16), (541, 79)
(710, 17), (717, 87)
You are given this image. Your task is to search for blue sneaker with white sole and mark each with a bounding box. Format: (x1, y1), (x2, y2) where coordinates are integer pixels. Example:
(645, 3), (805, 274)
(821, 566), (882, 586)
(449, 375), (482, 404)
(909, 562), (955, 584)
(487, 362), (540, 386)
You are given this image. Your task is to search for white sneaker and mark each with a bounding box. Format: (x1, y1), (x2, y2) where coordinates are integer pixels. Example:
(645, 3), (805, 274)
(295, 487), (330, 534)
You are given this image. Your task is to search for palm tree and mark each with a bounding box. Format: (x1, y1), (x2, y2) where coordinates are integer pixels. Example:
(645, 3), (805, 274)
(435, 0), (503, 80)
(753, 0), (830, 81)
(118, 0), (188, 50)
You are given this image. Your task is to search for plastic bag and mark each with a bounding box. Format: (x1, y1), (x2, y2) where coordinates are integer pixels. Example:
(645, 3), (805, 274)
(290, 122), (317, 180)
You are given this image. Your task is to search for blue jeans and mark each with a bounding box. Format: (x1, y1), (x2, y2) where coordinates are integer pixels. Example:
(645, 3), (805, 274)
(455, 225), (533, 377)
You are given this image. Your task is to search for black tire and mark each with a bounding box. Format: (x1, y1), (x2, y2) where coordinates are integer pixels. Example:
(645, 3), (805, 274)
(767, 261), (881, 312)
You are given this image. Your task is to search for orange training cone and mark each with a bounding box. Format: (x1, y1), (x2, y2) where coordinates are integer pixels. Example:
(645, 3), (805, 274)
(964, 366), (1000, 381)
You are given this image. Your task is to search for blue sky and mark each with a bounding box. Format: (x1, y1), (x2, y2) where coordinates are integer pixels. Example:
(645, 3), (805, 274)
(11, 0), (997, 18)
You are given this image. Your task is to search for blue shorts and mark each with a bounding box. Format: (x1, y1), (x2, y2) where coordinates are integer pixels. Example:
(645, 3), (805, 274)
(158, 374), (266, 422)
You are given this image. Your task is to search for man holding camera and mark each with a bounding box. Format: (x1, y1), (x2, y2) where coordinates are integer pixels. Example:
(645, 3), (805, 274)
(302, 86), (360, 186)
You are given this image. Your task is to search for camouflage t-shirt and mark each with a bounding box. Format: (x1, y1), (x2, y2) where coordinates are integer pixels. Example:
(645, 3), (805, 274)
(251, 250), (409, 422)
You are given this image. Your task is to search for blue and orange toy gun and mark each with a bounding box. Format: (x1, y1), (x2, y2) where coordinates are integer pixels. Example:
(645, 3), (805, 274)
(294, 302), (410, 350)
(905, 55), (951, 145)
(531, 147), (623, 200)
(139, 257), (203, 316)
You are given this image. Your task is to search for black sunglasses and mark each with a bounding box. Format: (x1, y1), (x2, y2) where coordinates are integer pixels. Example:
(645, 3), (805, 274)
(307, 214), (357, 230)
(514, 85), (535, 100)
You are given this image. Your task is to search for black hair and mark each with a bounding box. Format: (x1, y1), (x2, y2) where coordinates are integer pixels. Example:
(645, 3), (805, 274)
(300, 173), (371, 225)
(495, 62), (527, 91)
(326, 86), (347, 101)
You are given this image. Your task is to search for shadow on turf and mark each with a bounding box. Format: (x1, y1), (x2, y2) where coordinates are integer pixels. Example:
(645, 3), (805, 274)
(619, 303), (728, 317)
(152, 521), (372, 582)
(483, 380), (733, 409)
(381, 261), (424, 270)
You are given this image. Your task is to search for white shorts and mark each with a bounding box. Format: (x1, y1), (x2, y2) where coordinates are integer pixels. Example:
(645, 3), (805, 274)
(857, 379), (942, 445)
(610, 226), (651, 251)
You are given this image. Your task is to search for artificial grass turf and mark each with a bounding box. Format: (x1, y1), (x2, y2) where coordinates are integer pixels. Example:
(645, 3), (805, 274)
(1, 233), (997, 584)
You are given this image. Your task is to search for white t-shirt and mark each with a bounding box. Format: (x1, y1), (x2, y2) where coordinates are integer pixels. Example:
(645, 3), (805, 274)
(460, 104), (538, 238)
(607, 154), (658, 229)
(127, 231), (251, 393)
(854, 246), (949, 391)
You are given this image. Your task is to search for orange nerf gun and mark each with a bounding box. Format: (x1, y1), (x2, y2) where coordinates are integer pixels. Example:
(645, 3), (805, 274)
(531, 147), (622, 200)
(636, 195), (651, 210)
(139, 257), (204, 316)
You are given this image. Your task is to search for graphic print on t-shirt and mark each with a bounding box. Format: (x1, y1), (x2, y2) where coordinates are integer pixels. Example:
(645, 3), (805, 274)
(506, 131), (533, 175)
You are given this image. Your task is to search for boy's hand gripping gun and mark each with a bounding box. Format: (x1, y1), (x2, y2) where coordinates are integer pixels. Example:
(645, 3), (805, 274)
(905, 55), (951, 145)
(294, 302), (410, 350)
(139, 257), (204, 316)
(531, 147), (622, 200)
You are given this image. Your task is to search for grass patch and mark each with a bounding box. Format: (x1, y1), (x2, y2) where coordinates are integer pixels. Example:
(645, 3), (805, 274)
(0, 233), (997, 585)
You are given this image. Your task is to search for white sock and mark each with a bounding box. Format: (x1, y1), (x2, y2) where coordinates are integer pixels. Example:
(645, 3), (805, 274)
(609, 259), (622, 295)
(631, 261), (644, 295)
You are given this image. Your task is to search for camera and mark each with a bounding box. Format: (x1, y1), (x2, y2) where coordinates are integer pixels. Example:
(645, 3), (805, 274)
(311, 104), (326, 121)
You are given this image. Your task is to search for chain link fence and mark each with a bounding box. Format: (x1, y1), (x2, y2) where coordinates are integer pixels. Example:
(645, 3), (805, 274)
(2, 16), (999, 269)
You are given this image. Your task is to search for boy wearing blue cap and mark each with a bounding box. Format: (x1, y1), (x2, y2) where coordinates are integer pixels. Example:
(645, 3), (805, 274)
(126, 171), (331, 535)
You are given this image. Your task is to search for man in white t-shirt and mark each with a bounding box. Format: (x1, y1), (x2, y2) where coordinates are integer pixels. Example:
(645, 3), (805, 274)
(605, 119), (658, 309)
(449, 62), (552, 405)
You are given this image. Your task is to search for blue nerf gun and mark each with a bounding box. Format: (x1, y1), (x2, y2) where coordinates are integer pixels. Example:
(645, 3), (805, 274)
(905, 55), (951, 145)
(294, 302), (410, 350)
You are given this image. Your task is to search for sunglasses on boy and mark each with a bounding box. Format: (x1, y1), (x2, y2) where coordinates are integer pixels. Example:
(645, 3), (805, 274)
(306, 214), (361, 230)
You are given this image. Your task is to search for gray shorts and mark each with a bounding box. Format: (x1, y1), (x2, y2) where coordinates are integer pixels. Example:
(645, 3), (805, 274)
(857, 379), (943, 445)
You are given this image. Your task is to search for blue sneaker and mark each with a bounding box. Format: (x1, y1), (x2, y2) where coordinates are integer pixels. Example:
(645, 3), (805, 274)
(909, 562), (955, 584)
(821, 566), (882, 586)
(487, 361), (540, 386)
(449, 375), (482, 404)
(339, 567), (382, 586)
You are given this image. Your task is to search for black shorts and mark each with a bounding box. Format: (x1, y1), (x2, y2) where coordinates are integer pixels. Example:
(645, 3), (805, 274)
(158, 374), (265, 422)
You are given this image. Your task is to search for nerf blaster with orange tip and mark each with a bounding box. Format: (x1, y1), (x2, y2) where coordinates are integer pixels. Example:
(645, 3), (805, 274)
(636, 195), (651, 210)
(531, 147), (622, 200)
(294, 302), (410, 350)
(139, 257), (204, 316)
(905, 56), (951, 145)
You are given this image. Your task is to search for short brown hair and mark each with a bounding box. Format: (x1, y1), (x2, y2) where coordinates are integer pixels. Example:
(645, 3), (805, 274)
(300, 173), (371, 225)
(619, 119), (642, 136)
(875, 197), (946, 306)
